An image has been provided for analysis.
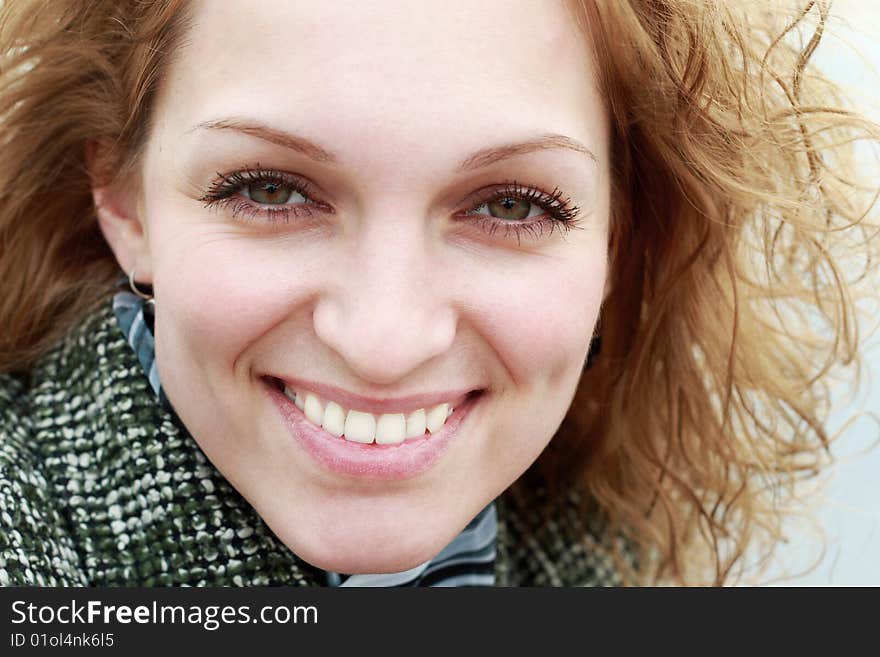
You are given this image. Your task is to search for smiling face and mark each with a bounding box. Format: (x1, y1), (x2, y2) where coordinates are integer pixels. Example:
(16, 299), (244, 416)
(96, 0), (611, 574)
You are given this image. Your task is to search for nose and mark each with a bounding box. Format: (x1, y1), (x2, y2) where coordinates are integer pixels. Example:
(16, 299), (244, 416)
(312, 217), (457, 385)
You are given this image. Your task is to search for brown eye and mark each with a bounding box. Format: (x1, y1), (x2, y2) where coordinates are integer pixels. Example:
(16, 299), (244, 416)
(247, 181), (304, 205)
(476, 196), (544, 221)
(484, 197), (537, 221)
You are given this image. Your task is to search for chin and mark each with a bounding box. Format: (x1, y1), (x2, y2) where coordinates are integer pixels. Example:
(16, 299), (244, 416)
(286, 533), (443, 575)
(264, 508), (455, 575)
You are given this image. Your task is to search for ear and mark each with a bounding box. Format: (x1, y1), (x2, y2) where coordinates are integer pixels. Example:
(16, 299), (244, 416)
(87, 139), (152, 282)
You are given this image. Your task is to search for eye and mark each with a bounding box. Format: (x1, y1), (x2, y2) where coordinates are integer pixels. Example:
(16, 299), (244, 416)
(199, 166), (327, 223)
(458, 181), (582, 243)
(244, 180), (308, 205)
(465, 182), (579, 224)
(475, 196), (543, 221)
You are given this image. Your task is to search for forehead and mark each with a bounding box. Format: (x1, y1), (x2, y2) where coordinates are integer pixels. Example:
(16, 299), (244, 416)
(158, 0), (605, 167)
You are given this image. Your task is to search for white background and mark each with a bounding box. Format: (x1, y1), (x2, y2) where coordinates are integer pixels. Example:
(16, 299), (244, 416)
(765, 0), (880, 585)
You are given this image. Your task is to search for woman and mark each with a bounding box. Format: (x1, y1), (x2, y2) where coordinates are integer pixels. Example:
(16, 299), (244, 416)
(0, 0), (876, 586)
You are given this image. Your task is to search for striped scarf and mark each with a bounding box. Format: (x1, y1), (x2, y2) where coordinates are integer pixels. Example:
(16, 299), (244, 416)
(112, 286), (497, 587)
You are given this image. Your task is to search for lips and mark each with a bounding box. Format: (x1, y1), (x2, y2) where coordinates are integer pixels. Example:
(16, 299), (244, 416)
(264, 378), (483, 480)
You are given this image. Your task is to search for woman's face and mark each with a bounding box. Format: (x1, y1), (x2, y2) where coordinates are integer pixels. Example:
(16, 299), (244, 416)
(126, 0), (610, 573)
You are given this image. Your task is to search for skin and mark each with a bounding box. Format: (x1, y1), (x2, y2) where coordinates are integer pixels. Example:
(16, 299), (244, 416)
(93, 0), (610, 574)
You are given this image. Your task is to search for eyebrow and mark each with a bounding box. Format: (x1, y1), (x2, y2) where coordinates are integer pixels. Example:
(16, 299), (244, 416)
(191, 118), (597, 171)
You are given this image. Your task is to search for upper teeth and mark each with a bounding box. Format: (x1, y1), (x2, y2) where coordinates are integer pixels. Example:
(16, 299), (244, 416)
(285, 387), (454, 445)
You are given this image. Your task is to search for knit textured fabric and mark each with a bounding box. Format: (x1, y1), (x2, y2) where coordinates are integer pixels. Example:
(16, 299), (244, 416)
(0, 300), (625, 586)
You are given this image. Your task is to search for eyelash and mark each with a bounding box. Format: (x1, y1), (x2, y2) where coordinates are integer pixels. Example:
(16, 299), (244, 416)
(198, 167), (582, 242)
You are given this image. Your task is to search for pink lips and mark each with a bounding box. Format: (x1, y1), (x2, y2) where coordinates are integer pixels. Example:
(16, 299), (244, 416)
(265, 382), (481, 480)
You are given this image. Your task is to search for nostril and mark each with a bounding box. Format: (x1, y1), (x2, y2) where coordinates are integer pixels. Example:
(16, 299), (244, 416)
(262, 376), (285, 392)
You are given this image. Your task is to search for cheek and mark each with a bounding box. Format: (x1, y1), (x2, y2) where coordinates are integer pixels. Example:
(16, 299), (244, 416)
(453, 250), (606, 390)
(148, 229), (323, 379)
(444, 244), (607, 485)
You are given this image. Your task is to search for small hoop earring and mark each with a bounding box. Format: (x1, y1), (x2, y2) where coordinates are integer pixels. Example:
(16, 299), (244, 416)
(128, 268), (155, 305)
